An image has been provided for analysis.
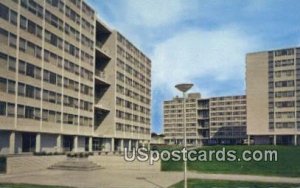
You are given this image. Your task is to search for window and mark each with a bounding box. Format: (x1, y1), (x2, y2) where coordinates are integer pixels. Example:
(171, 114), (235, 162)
(0, 101), (6, 116)
(0, 52), (7, 68)
(0, 78), (7, 92)
(8, 56), (16, 71)
(0, 28), (8, 45)
(26, 85), (35, 98)
(9, 33), (17, 48)
(26, 63), (35, 77)
(7, 103), (15, 117)
(10, 10), (17, 25)
(25, 106), (34, 119)
(17, 105), (25, 118)
(18, 83), (25, 96)
(8, 80), (15, 94)
(20, 16), (27, 29)
(19, 38), (26, 52)
(0, 3), (9, 21)
(19, 60), (26, 74)
(34, 88), (41, 99)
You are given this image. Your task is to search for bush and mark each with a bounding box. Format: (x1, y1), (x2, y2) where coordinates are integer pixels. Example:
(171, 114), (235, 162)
(0, 157), (7, 173)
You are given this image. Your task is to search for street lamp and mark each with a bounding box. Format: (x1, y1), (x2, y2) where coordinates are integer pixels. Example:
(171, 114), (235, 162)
(175, 83), (193, 188)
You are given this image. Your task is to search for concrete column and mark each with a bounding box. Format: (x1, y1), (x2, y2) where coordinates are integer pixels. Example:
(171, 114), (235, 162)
(273, 135), (277, 146)
(89, 137), (93, 152)
(135, 140), (139, 149)
(111, 138), (115, 152)
(9, 131), (15, 154)
(56, 135), (62, 152)
(248, 135), (250, 146)
(120, 139), (124, 152)
(73, 136), (78, 152)
(35, 133), (41, 153)
(128, 139), (132, 151)
(294, 135), (298, 146)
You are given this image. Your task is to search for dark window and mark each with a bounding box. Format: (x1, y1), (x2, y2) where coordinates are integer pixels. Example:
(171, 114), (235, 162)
(0, 101), (6, 116)
(10, 10), (18, 25)
(0, 77), (7, 92)
(26, 63), (35, 77)
(26, 85), (34, 98)
(0, 3), (9, 21)
(25, 106), (34, 119)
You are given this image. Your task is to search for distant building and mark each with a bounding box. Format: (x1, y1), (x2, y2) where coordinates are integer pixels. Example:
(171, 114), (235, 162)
(150, 133), (165, 145)
(163, 93), (247, 146)
(246, 47), (300, 145)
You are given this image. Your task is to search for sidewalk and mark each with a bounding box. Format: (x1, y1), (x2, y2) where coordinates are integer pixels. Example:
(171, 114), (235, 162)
(188, 171), (300, 184)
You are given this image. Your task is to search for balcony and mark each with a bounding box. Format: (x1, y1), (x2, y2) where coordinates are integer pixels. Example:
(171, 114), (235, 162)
(94, 70), (110, 85)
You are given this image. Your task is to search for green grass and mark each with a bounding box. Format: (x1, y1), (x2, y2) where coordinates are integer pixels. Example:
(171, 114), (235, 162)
(161, 145), (300, 177)
(170, 179), (300, 188)
(0, 157), (6, 173)
(0, 184), (72, 188)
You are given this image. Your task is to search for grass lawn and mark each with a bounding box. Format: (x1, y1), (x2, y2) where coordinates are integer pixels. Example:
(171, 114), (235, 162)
(170, 179), (300, 188)
(0, 184), (72, 188)
(161, 145), (300, 177)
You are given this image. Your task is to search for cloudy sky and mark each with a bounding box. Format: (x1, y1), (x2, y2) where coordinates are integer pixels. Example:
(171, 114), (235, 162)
(87, 0), (300, 133)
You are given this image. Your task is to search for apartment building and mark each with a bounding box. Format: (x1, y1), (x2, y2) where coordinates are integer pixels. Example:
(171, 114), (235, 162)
(0, 0), (151, 155)
(163, 93), (246, 145)
(164, 93), (200, 145)
(164, 93), (246, 145)
(246, 47), (300, 145)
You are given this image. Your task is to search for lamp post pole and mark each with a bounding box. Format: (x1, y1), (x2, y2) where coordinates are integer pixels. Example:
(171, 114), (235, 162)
(175, 83), (193, 188)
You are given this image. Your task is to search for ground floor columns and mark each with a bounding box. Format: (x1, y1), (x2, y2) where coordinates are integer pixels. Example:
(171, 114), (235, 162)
(295, 135), (298, 146)
(111, 138), (115, 152)
(73, 136), (78, 152)
(128, 139), (132, 151)
(35, 133), (41, 153)
(273, 135), (277, 146)
(56, 135), (62, 152)
(120, 139), (124, 152)
(88, 137), (93, 152)
(9, 131), (15, 154)
(248, 135), (250, 145)
(135, 140), (139, 149)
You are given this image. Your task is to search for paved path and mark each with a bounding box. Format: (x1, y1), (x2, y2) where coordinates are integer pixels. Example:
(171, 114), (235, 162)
(0, 170), (300, 188)
(188, 171), (300, 184)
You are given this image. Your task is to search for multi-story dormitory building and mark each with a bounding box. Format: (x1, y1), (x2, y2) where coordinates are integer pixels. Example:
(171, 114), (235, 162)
(247, 48), (300, 145)
(0, 0), (151, 155)
(164, 93), (247, 146)
(164, 47), (300, 146)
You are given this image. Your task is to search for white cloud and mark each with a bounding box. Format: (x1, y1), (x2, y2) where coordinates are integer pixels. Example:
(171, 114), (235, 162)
(122, 0), (198, 28)
(151, 26), (262, 97)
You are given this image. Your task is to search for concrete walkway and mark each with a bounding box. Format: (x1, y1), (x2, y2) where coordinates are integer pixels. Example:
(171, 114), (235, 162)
(0, 169), (300, 187)
(188, 171), (300, 184)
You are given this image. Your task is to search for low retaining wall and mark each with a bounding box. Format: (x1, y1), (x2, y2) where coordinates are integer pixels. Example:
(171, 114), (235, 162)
(6, 155), (66, 174)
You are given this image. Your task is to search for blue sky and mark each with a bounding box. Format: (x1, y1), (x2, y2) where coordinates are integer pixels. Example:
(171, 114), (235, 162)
(87, 0), (300, 133)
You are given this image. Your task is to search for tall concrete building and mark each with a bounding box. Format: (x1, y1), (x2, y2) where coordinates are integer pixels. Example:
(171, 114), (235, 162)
(163, 93), (246, 145)
(246, 47), (299, 145)
(0, 0), (151, 154)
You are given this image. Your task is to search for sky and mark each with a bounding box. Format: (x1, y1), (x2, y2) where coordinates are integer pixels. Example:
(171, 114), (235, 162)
(87, 0), (300, 133)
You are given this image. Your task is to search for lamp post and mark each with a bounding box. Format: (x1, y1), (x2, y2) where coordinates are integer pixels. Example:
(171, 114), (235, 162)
(175, 83), (193, 188)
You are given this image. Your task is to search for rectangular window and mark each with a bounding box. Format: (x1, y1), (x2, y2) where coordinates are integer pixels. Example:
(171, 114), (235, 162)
(26, 63), (35, 77)
(18, 83), (25, 96)
(0, 52), (7, 69)
(0, 28), (8, 45)
(9, 33), (17, 48)
(8, 80), (15, 94)
(7, 103), (15, 117)
(19, 60), (26, 74)
(20, 16), (27, 29)
(19, 38), (26, 52)
(26, 85), (35, 98)
(25, 106), (34, 119)
(0, 101), (6, 116)
(10, 10), (17, 25)
(8, 56), (16, 71)
(0, 78), (7, 92)
(0, 3), (9, 21)
(17, 105), (25, 118)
